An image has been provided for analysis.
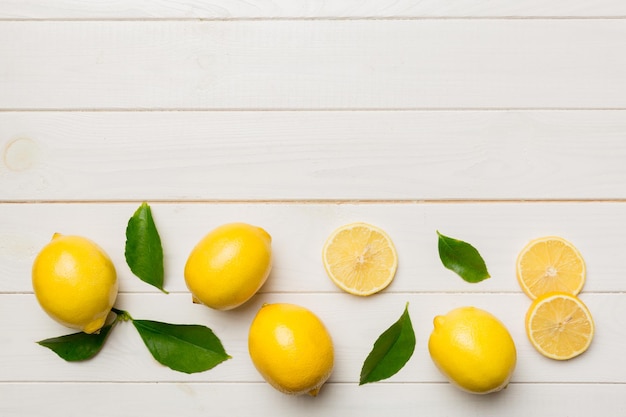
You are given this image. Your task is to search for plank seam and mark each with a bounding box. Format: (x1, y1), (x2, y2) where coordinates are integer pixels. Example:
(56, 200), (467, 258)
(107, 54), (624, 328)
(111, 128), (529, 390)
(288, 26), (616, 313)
(3, 199), (626, 204)
(2, 16), (626, 22)
(3, 108), (626, 112)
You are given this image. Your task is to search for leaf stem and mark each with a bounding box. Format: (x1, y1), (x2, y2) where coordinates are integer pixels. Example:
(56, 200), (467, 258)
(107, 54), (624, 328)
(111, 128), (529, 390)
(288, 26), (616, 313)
(111, 307), (134, 322)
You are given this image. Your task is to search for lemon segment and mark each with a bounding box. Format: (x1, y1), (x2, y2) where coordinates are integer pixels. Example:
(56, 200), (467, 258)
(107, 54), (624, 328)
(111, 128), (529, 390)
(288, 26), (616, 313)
(322, 222), (398, 296)
(516, 236), (586, 300)
(248, 303), (334, 396)
(184, 223), (272, 310)
(32, 234), (118, 334)
(428, 306), (517, 394)
(525, 292), (594, 360)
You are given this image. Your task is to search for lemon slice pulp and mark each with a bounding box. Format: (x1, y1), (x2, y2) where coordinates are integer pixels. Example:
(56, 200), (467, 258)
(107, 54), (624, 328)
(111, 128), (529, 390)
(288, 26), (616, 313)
(322, 222), (398, 296)
(516, 236), (585, 300)
(525, 292), (594, 360)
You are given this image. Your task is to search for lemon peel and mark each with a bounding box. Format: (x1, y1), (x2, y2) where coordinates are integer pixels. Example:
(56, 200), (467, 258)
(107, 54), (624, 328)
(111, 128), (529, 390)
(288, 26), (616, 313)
(428, 306), (516, 394)
(248, 303), (334, 396)
(32, 233), (118, 334)
(184, 223), (272, 310)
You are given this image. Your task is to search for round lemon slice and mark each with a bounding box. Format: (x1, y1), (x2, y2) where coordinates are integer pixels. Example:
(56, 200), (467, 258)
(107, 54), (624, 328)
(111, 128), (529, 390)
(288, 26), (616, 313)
(322, 222), (398, 296)
(525, 292), (594, 360)
(516, 236), (586, 300)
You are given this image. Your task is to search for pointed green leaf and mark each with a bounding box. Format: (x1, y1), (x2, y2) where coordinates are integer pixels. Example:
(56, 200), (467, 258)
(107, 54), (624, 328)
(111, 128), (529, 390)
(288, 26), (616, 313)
(133, 320), (231, 374)
(360, 303), (415, 385)
(437, 231), (490, 283)
(37, 323), (115, 361)
(125, 202), (166, 293)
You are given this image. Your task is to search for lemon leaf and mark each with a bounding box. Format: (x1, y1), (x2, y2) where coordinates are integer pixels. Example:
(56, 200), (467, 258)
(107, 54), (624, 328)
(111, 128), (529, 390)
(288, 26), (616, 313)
(437, 231), (490, 283)
(133, 320), (231, 374)
(37, 322), (115, 361)
(125, 202), (167, 293)
(359, 303), (415, 385)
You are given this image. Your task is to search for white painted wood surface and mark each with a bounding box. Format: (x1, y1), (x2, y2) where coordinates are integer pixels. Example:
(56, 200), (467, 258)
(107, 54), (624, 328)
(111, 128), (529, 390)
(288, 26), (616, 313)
(2, 2), (626, 416)
(2, 20), (626, 109)
(3, 112), (626, 201)
(2, 0), (626, 18)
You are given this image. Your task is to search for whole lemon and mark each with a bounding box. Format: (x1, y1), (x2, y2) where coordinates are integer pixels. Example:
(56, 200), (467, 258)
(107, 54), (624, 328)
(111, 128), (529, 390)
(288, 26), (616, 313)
(428, 306), (516, 394)
(184, 223), (272, 310)
(32, 233), (118, 334)
(248, 303), (334, 396)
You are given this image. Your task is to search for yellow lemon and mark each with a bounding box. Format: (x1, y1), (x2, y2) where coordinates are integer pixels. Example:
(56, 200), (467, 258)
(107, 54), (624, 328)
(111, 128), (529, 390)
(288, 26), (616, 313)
(525, 292), (594, 360)
(428, 306), (517, 394)
(32, 234), (118, 334)
(184, 223), (272, 310)
(248, 303), (334, 396)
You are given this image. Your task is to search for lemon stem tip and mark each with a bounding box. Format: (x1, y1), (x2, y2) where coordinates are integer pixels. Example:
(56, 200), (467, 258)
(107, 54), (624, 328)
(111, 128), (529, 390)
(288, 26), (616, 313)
(308, 387), (321, 397)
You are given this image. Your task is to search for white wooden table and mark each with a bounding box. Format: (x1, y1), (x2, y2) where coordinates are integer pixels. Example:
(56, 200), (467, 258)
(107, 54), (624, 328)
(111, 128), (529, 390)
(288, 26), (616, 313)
(2, 2), (626, 416)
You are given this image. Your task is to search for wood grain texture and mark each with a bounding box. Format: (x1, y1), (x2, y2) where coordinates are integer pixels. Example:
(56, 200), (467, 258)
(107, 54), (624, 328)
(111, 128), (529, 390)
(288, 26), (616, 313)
(2, 0), (626, 19)
(2, 20), (626, 109)
(3, 111), (626, 201)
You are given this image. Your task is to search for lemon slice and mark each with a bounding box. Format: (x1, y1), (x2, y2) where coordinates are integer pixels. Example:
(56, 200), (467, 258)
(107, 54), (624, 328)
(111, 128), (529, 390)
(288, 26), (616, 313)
(525, 292), (594, 360)
(322, 222), (398, 296)
(516, 236), (586, 300)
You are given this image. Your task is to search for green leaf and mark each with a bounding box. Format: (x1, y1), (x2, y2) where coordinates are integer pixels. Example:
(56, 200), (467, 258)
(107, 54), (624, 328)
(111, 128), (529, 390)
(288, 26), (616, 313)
(437, 231), (490, 283)
(132, 320), (231, 374)
(359, 303), (416, 385)
(37, 323), (115, 361)
(125, 202), (166, 293)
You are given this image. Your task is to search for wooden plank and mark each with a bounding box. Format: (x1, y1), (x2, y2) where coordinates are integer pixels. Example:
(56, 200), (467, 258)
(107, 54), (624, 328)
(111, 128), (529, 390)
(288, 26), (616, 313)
(2, 0), (626, 19)
(1, 292), (621, 382)
(3, 111), (626, 201)
(1, 21), (626, 109)
(1, 382), (625, 417)
(2, 202), (625, 294)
